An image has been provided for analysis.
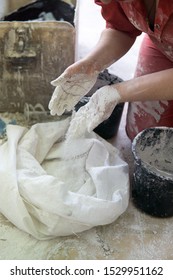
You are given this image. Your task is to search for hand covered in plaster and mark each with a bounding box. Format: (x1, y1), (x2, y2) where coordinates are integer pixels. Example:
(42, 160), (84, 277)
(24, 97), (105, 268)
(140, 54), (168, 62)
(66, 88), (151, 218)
(48, 66), (98, 116)
(66, 85), (121, 139)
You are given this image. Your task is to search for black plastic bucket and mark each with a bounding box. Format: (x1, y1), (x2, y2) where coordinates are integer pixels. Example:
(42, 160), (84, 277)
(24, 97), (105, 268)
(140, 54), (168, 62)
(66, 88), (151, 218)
(132, 127), (173, 217)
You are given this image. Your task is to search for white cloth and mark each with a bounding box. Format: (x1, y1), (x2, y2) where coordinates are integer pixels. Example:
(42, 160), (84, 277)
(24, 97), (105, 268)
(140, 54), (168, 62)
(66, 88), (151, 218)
(0, 117), (129, 240)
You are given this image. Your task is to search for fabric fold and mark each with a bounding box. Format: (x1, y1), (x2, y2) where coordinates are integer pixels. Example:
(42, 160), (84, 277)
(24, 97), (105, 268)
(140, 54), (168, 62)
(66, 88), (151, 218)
(0, 117), (129, 240)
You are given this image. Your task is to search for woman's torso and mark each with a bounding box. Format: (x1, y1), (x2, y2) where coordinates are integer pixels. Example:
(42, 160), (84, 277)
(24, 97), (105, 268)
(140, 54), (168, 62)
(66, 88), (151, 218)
(120, 0), (173, 62)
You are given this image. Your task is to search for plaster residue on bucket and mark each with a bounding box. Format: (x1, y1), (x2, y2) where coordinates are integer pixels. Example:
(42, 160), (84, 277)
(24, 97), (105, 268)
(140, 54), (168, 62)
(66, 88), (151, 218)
(128, 100), (168, 134)
(136, 129), (173, 179)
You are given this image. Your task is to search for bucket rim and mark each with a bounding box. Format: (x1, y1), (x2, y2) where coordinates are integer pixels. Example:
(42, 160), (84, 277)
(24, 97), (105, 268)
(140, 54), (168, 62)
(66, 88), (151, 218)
(132, 126), (173, 181)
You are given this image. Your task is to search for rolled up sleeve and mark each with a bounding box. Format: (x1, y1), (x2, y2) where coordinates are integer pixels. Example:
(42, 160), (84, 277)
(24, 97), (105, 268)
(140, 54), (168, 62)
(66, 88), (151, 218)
(95, 0), (141, 38)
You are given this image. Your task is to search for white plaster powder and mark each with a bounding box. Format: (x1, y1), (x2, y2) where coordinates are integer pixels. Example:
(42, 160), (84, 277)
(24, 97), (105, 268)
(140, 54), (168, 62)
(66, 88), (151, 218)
(66, 85), (121, 140)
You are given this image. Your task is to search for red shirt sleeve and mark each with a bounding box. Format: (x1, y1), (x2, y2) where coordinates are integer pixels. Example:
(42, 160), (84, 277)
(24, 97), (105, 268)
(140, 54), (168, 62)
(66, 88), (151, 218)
(95, 0), (141, 38)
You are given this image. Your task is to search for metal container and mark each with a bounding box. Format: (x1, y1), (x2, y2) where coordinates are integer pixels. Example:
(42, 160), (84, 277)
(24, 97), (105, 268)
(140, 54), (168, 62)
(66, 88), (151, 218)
(132, 127), (173, 217)
(0, 21), (75, 113)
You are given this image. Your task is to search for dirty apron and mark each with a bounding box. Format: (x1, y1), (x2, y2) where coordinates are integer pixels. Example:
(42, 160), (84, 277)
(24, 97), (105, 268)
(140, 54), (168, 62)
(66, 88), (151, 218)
(120, 0), (173, 140)
(126, 34), (173, 140)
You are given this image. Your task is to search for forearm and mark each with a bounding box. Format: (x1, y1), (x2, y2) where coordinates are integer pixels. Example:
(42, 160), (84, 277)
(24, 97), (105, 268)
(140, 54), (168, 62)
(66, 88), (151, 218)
(79, 28), (136, 73)
(115, 68), (173, 102)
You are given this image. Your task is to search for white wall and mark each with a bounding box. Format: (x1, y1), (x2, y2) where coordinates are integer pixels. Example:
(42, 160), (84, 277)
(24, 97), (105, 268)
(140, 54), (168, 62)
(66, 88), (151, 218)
(0, 0), (8, 17)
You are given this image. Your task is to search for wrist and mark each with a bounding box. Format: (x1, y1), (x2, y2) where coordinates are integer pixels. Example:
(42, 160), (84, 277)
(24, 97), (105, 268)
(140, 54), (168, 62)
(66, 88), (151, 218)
(92, 85), (121, 105)
(111, 82), (124, 103)
(64, 58), (99, 77)
(79, 57), (101, 75)
(104, 85), (121, 103)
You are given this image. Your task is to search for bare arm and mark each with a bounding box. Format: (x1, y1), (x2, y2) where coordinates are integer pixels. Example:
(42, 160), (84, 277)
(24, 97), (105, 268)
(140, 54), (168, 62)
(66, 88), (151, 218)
(49, 28), (135, 116)
(115, 68), (173, 102)
(65, 28), (136, 75)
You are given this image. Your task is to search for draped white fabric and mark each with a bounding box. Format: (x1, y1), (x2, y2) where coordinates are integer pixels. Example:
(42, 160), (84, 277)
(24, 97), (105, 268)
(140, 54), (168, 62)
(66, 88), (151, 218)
(0, 117), (129, 240)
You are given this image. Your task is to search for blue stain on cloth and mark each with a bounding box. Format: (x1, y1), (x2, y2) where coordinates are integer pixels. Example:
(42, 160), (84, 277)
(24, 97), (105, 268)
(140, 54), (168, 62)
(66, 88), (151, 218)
(0, 118), (17, 137)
